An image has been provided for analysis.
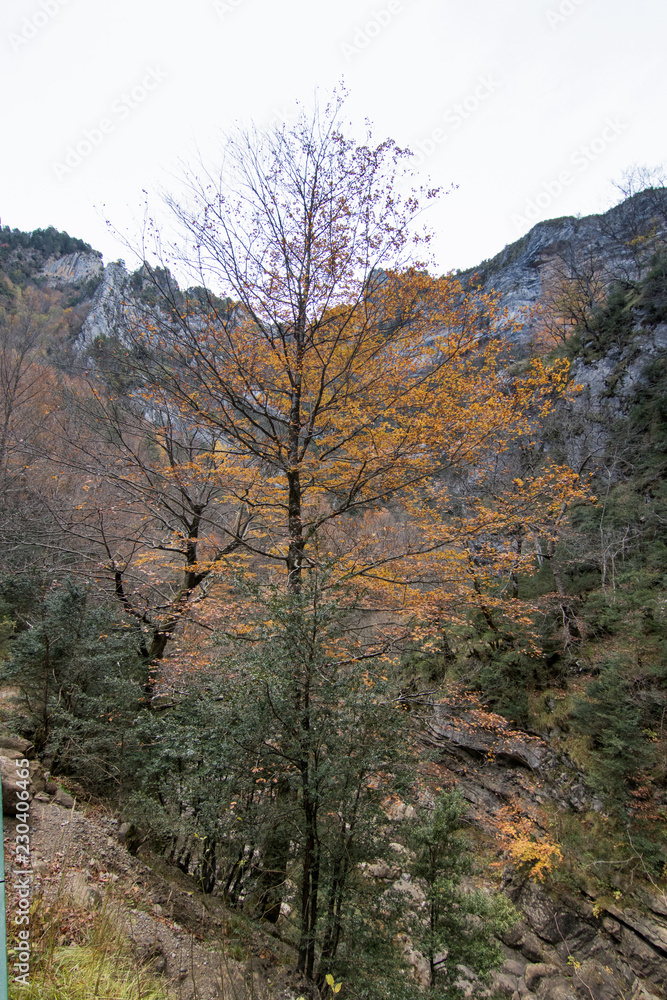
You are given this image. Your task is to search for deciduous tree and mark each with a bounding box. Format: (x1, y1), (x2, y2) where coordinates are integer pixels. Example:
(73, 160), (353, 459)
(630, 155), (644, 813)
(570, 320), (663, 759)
(112, 95), (585, 643)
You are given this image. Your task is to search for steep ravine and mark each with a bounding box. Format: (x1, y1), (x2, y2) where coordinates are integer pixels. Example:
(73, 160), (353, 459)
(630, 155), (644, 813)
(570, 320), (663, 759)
(2, 723), (665, 1000)
(414, 700), (667, 1000)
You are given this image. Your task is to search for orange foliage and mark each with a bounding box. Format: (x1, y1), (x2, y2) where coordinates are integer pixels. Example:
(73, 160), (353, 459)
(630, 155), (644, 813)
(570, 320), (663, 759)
(123, 267), (588, 639)
(67, 105), (592, 661)
(496, 803), (563, 881)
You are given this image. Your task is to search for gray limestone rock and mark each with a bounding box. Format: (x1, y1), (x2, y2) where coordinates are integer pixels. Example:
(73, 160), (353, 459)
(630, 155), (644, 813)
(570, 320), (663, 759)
(0, 755), (30, 816)
(77, 261), (132, 346)
(491, 971), (521, 996)
(619, 925), (667, 986)
(525, 963), (561, 992)
(574, 959), (632, 1000)
(0, 735), (34, 757)
(42, 252), (103, 286)
(54, 787), (76, 809)
(534, 976), (578, 1000)
(460, 188), (667, 344)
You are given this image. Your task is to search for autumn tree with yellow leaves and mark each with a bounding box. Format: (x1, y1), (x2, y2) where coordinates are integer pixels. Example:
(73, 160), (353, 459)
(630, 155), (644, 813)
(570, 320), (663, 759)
(94, 95), (587, 655)
(66, 98), (590, 984)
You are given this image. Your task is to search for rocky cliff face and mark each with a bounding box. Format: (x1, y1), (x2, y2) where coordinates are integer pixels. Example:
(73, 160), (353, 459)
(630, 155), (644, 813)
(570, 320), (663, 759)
(459, 188), (667, 340)
(559, 322), (667, 471)
(59, 188), (667, 353)
(42, 251), (103, 286)
(411, 697), (667, 1000)
(74, 261), (133, 344)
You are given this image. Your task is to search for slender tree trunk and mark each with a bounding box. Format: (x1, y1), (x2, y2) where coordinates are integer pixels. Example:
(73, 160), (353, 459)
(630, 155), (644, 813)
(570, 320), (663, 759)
(297, 796), (320, 978)
(287, 468), (305, 592)
(319, 855), (347, 973)
(546, 538), (581, 640)
(509, 535), (522, 599)
(40, 627), (51, 749)
(199, 836), (217, 894)
(257, 778), (290, 922)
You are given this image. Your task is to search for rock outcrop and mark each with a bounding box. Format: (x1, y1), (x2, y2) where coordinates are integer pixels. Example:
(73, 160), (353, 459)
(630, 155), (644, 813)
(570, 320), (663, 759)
(495, 876), (667, 1000)
(458, 187), (667, 340)
(76, 261), (132, 345)
(42, 251), (103, 286)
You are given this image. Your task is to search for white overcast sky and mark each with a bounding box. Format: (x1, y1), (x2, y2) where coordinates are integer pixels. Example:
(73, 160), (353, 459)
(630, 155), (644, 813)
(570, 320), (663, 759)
(1, 0), (665, 278)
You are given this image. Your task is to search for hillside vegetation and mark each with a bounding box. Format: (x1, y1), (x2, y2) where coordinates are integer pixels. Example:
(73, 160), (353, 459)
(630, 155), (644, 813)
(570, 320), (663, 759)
(0, 121), (666, 1000)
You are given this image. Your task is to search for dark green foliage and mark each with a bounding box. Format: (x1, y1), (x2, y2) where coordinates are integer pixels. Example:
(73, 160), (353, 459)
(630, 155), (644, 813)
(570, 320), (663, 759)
(61, 272), (104, 309)
(0, 575), (148, 795)
(398, 633), (455, 689)
(324, 792), (516, 1000)
(127, 264), (233, 318)
(126, 691), (238, 888)
(629, 356), (667, 473)
(129, 581), (411, 984)
(638, 251), (667, 326)
(0, 226), (97, 283)
(579, 282), (635, 357)
(0, 226), (93, 258)
(418, 608), (566, 727)
(571, 656), (666, 816)
(217, 585), (410, 981)
(406, 790), (516, 996)
(571, 659), (651, 803)
(475, 646), (546, 725)
(568, 248), (667, 362)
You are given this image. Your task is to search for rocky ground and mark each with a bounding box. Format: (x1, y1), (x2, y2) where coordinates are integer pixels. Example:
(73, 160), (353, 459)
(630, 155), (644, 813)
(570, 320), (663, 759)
(1, 724), (666, 1000)
(415, 697), (667, 1000)
(1, 733), (307, 999)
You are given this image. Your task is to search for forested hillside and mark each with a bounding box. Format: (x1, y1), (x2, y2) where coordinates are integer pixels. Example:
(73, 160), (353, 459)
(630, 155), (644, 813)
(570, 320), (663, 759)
(0, 114), (665, 1000)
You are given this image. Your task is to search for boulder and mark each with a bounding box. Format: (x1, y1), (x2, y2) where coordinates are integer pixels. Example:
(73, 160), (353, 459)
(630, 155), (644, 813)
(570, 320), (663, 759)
(390, 874), (426, 906)
(575, 959), (630, 1000)
(503, 959), (528, 977)
(521, 931), (547, 963)
(68, 873), (102, 909)
(382, 797), (417, 821)
(535, 976), (578, 1000)
(525, 963), (561, 992)
(366, 860), (397, 880)
(0, 735), (34, 757)
(519, 883), (585, 945)
(491, 971), (520, 996)
(54, 787), (76, 809)
(500, 922), (546, 962)
(395, 933), (430, 988)
(429, 705), (550, 771)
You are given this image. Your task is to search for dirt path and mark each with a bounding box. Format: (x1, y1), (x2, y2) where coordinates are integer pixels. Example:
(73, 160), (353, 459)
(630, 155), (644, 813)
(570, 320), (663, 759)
(4, 796), (300, 1000)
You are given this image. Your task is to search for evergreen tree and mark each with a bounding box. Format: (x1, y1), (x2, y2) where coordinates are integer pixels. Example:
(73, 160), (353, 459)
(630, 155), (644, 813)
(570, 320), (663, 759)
(0, 576), (147, 795)
(407, 790), (516, 997)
